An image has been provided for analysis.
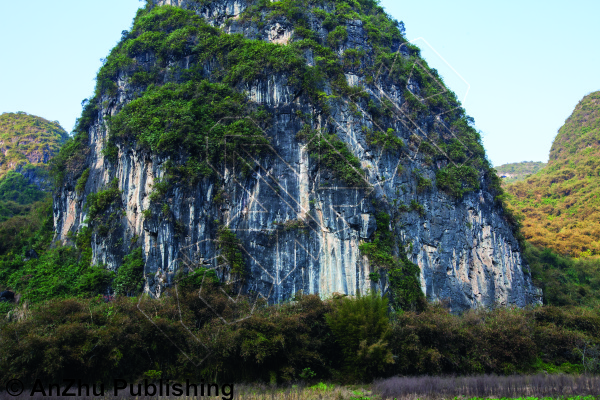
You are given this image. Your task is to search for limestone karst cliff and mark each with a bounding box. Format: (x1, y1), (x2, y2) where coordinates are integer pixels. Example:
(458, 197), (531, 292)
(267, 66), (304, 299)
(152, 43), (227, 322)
(53, 0), (541, 310)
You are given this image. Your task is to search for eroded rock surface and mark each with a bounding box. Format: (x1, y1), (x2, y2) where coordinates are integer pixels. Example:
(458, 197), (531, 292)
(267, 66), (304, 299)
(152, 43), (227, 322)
(53, 0), (541, 310)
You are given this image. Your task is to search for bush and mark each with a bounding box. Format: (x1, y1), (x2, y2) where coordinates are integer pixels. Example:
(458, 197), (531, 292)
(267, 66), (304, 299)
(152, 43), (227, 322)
(524, 243), (600, 307)
(0, 198), (52, 255)
(76, 265), (115, 296)
(410, 199), (425, 217)
(0, 171), (47, 206)
(177, 267), (219, 290)
(113, 248), (144, 296)
(436, 164), (479, 198)
(416, 173), (431, 193)
(390, 304), (600, 376)
(325, 292), (394, 382)
(0, 285), (599, 384)
(364, 127), (403, 151)
(0, 245), (109, 304)
(301, 128), (366, 186)
(85, 178), (122, 220)
(0, 301), (14, 315)
(0, 291), (335, 385)
(327, 26), (348, 48)
(75, 168), (90, 194)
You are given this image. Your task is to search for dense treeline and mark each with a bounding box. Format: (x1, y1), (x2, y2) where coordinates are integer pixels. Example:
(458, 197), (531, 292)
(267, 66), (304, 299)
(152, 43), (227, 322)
(524, 243), (600, 308)
(1, 290), (599, 387)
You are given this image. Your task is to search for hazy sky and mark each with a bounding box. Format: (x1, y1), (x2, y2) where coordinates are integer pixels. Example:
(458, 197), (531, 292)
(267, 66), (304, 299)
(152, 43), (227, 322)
(1, 0), (599, 166)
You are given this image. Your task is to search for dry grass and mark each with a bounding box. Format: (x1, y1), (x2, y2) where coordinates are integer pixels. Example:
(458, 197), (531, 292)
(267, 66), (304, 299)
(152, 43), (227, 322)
(375, 374), (600, 399)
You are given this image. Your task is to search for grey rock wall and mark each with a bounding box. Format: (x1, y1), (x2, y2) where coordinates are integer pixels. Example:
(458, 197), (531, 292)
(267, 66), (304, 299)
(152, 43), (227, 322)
(53, 0), (542, 311)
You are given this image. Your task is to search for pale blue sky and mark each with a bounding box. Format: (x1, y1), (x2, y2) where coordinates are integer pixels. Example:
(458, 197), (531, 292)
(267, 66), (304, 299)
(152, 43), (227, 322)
(1, 0), (598, 166)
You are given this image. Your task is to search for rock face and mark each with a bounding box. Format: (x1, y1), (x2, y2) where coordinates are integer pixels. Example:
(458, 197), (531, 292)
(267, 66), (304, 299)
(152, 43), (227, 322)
(53, 0), (541, 310)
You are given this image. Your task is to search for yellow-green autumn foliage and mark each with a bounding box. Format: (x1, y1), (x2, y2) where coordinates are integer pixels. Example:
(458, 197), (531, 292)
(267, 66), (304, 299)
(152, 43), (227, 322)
(0, 112), (69, 178)
(506, 91), (600, 257)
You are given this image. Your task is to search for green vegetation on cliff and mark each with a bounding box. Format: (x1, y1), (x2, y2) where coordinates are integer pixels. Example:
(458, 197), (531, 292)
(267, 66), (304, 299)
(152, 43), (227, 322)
(52, 0), (503, 204)
(506, 91), (600, 257)
(359, 212), (425, 311)
(110, 80), (270, 175)
(50, 100), (95, 187)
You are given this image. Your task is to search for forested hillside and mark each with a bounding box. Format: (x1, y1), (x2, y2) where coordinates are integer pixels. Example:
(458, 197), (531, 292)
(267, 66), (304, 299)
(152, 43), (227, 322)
(496, 161), (546, 184)
(502, 92), (600, 308)
(0, 112), (68, 179)
(0, 112), (68, 252)
(506, 91), (600, 257)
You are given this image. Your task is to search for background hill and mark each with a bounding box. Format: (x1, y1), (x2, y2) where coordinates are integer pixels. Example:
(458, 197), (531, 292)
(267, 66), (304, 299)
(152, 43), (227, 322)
(496, 161), (546, 184)
(506, 91), (600, 257)
(0, 112), (69, 179)
(0, 112), (68, 223)
(503, 91), (600, 307)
